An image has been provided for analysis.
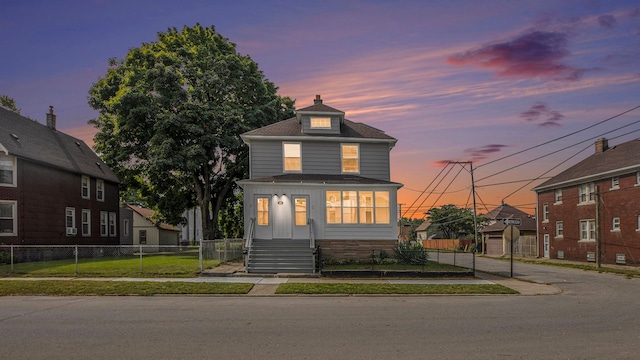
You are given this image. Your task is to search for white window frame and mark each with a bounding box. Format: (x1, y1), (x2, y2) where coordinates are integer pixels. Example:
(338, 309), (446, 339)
(123, 219), (130, 237)
(257, 197), (269, 226)
(579, 219), (596, 241)
(0, 200), (17, 236)
(555, 221), (563, 238)
(66, 207), (76, 236)
(81, 175), (90, 199)
(578, 183), (595, 204)
(310, 116), (331, 129)
(341, 143), (360, 174)
(636, 171), (640, 186)
(0, 154), (17, 187)
(283, 142), (302, 172)
(325, 190), (390, 225)
(96, 179), (105, 202)
(108, 212), (117, 237)
(81, 209), (91, 237)
(612, 217), (620, 232)
(611, 176), (619, 190)
(100, 211), (108, 237)
(637, 215), (640, 231)
(554, 189), (562, 204)
(542, 203), (549, 222)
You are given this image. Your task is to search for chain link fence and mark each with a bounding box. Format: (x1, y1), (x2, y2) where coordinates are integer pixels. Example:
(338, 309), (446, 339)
(0, 239), (243, 276)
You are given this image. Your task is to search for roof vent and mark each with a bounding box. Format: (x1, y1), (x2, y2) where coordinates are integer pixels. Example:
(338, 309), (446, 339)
(10, 133), (19, 140)
(75, 141), (82, 147)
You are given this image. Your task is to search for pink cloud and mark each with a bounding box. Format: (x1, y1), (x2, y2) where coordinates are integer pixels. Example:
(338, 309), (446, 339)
(519, 101), (564, 127)
(464, 144), (508, 161)
(446, 31), (591, 81)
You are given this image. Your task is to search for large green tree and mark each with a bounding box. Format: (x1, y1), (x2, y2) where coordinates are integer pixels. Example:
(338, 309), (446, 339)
(426, 204), (488, 240)
(88, 24), (295, 239)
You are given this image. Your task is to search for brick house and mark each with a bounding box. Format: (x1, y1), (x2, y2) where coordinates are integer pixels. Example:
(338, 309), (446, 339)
(0, 106), (120, 245)
(533, 138), (640, 265)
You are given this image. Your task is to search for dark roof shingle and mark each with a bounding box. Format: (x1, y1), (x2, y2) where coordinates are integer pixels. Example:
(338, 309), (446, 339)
(240, 173), (402, 186)
(242, 117), (395, 141)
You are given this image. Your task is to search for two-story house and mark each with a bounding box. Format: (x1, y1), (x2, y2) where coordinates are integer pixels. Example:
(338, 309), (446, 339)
(238, 96), (403, 273)
(0, 106), (120, 245)
(533, 138), (640, 266)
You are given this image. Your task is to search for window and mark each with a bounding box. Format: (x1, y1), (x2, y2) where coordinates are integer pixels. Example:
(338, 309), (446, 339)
(100, 211), (108, 236)
(578, 183), (595, 203)
(81, 209), (91, 237)
(81, 175), (90, 199)
(542, 203), (549, 222)
(257, 197), (269, 226)
(66, 207), (76, 236)
(636, 172), (640, 185)
(554, 189), (562, 203)
(611, 176), (619, 189)
(341, 144), (359, 173)
(96, 179), (105, 201)
(294, 198), (307, 226)
(556, 221), (563, 237)
(0, 154), (16, 186)
(637, 215), (640, 231)
(0, 201), (17, 236)
(283, 143), (301, 172)
(326, 190), (390, 224)
(580, 220), (596, 241)
(108, 212), (117, 237)
(310, 117), (331, 129)
(139, 230), (147, 244)
(123, 219), (130, 237)
(612, 217), (620, 231)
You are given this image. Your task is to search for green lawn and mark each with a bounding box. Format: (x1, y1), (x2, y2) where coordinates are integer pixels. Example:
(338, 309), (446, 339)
(276, 283), (518, 295)
(0, 280), (253, 296)
(0, 255), (220, 277)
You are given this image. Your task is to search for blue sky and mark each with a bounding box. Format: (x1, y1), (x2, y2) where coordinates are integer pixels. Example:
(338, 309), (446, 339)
(2, 0), (640, 216)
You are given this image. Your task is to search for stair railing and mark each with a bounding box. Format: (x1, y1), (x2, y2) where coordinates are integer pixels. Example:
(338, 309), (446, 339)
(244, 218), (255, 269)
(309, 218), (317, 273)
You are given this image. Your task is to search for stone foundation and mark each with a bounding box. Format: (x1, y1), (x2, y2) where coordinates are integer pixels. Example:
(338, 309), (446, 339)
(317, 239), (398, 261)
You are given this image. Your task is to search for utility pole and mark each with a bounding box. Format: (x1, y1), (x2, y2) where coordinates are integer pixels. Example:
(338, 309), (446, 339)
(448, 161), (479, 251)
(398, 203), (404, 239)
(595, 186), (601, 269)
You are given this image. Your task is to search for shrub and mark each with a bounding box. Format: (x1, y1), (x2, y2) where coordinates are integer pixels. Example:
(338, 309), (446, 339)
(0, 251), (10, 264)
(393, 242), (428, 265)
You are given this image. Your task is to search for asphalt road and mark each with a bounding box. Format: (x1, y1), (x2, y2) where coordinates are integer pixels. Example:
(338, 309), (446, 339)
(1, 259), (639, 360)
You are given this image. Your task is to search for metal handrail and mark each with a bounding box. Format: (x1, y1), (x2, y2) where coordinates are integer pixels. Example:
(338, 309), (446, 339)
(244, 218), (255, 268)
(309, 218), (316, 273)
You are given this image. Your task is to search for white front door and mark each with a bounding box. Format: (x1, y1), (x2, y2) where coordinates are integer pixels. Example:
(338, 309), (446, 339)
(543, 234), (550, 258)
(272, 195), (292, 239)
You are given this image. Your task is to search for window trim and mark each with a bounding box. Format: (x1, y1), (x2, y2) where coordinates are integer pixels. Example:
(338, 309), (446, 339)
(326, 190), (390, 225)
(282, 142), (302, 173)
(309, 116), (332, 129)
(612, 217), (620, 232)
(81, 175), (90, 199)
(96, 179), (105, 202)
(81, 209), (91, 237)
(542, 203), (549, 223)
(100, 211), (108, 237)
(256, 197), (269, 226)
(0, 200), (17, 236)
(66, 207), (76, 236)
(123, 219), (130, 237)
(611, 176), (619, 190)
(579, 219), (596, 241)
(341, 143), (360, 174)
(108, 212), (117, 237)
(294, 197), (307, 227)
(554, 189), (562, 204)
(578, 183), (595, 204)
(0, 154), (17, 187)
(555, 221), (563, 238)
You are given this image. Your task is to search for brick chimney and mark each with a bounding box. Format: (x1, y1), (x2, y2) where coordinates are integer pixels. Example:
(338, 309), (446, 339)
(595, 138), (608, 153)
(46, 106), (56, 130)
(314, 95), (322, 105)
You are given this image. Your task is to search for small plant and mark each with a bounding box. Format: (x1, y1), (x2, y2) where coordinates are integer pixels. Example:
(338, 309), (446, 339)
(393, 241), (428, 265)
(0, 251), (10, 264)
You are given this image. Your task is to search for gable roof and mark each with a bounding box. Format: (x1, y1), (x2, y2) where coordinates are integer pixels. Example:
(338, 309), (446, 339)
(415, 221), (432, 232)
(481, 203), (536, 232)
(534, 138), (640, 192)
(296, 102), (344, 114)
(0, 107), (119, 183)
(127, 204), (179, 232)
(242, 117), (396, 142)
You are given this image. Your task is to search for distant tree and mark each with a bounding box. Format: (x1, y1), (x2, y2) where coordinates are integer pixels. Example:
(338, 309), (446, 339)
(426, 204), (489, 240)
(88, 24), (295, 239)
(0, 95), (20, 114)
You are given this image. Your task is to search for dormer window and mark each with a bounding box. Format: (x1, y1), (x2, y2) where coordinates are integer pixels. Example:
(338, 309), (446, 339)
(341, 144), (359, 173)
(283, 143), (301, 172)
(310, 117), (331, 129)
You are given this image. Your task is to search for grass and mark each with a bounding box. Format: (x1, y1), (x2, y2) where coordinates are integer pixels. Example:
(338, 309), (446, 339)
(0, 255), (221, 278)
(0, 280), (253, 296)
(276, 283), (518, 295)
(322, 261), (466, 272)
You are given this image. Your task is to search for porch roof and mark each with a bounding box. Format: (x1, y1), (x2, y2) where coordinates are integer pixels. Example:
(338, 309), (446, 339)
(239, 173), (403, 186)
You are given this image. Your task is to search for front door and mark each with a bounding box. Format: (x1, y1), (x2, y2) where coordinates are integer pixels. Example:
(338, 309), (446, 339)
(292, 196), (309, 239)
(272, 195), (292, 239)
(543, 234), (550, 258)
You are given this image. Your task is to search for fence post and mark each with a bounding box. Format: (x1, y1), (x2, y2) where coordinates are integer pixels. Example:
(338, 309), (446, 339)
(139, 245), (143, 273)
(75, 245), (79, 275)
(224, 238), (228, 263)
(199, 240), (203, 272)
(453, 250), (457, 266)
(10, 245), (14, 273)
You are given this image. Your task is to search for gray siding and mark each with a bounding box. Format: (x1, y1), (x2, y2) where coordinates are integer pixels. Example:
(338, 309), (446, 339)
(301, 115), (341, 135)
(250, 140), (391, 181)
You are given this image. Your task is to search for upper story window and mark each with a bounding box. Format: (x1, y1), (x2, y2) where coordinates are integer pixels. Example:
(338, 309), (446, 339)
(81, 175), (90, 199)
(341, 144), (359, 173)
(310, 117), (331, 129)
(0, 154), (16, 187)
(554, 189), (562, 204)
(611, 176), (619, 189)
(0, 201), (17, 236)
(578, 182), (595, 204)
(636, 171), (640, 185)
(542, 203), (549, 222)
(96, 179), (105, 201)
(283, 143), (301, 172)
(612, 217), (620, 231)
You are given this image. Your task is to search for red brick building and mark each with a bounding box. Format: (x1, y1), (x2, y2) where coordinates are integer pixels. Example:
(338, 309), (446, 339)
(0, 106), (120, 245)
(533, 138), (640, 266)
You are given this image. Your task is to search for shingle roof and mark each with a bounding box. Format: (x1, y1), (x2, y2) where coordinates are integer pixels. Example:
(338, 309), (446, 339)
(534, 138), (640, 191)
(127, 204), (179, 231)
(242, 117), (396, 141)
(0, 107), (119, 183)
(296, 103), (344, 114)
(481, 203), (536, 232)
(239, 173), (402, 186)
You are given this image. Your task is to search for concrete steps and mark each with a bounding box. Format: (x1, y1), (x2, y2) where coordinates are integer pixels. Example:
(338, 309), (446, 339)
(247, 239), (314, 274)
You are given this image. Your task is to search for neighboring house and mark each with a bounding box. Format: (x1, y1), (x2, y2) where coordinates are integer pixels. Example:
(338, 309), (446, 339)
(119, 206), (134, 245)
(180, 207), (203, 245)
(127, 204), (180, 248)
(415, 221), (432, 241)
(533, 138), (640, 266)
(480, 203), (536, 256)
(238, 95), (403, 273)
(0, 106), (120, 245)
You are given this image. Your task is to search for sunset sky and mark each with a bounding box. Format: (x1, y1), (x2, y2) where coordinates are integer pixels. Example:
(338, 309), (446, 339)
(2, 0), (640, 218)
